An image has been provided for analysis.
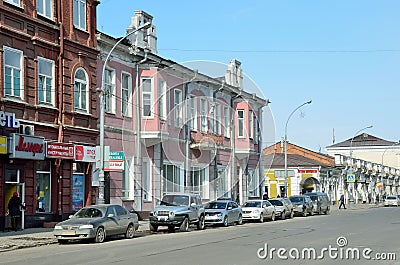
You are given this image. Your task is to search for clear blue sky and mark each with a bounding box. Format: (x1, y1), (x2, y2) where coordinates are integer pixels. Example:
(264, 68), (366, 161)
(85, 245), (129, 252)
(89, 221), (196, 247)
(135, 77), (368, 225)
(98, 0), (400, 152)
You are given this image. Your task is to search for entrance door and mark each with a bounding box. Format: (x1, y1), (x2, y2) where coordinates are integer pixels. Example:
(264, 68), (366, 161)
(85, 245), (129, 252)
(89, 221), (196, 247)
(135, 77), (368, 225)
(5, 169), (25, 230)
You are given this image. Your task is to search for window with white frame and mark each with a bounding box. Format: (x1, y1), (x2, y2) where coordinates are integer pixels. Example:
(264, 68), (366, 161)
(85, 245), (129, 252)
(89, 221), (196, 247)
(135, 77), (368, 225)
(36, 160), (51, 213)
(4, 0), (20, 6)
(142, 78), (153, 118)
(174, 89), (182, 127)
(163, 164), (183, 193)
(73, 0), (86, 30)
(214, 103), (221, 135)
(247, 169), (259, 197)
(142, 158), (152, 201)
(37, 0), (53, 18)
(253, 113), (259, 144)
(158, 80), (167, 120)
(223, 106), (230, 138)
(200, 98), (208, 133)
(104, 69), (115, 114)
(121, 72), (132, 117)
(217, 166), (230, 198)
(188, 96), (197, 130)
(38, 57), (54, 105)
(190, 167), (209, 199)
(4, 47), (23, 99)
(237, 109), (245, 137)
(122, 158), (134, 199)
(74, 68), (88, 111)
(248, 110), (253, 139)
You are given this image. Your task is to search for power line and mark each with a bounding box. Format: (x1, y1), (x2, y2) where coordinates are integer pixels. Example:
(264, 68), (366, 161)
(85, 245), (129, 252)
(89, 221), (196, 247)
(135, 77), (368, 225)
(159, 48), (400, 54)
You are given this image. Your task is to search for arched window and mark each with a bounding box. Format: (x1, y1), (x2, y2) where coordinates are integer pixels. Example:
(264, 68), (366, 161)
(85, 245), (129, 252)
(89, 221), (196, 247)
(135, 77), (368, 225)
(74, 68), (88, 112)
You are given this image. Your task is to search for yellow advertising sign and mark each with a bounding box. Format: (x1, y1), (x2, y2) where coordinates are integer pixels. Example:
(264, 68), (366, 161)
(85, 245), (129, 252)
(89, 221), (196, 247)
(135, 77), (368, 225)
(0, 136), (7, 154)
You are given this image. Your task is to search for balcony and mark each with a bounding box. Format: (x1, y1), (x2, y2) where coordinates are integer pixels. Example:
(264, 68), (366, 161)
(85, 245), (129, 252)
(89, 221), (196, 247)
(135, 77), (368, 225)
(190, 131), (225, 151)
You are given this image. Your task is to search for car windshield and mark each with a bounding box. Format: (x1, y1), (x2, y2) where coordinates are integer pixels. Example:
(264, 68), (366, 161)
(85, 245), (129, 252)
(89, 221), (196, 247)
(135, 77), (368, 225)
(269, 200), (283, 206)
(387, 196), (396, 200)
(308, 195), (318, 201)
(205, 202), (227, 209)
(160, 195), (190, 206)
(243, 201), (261, 208)
(290, 197), (303, 203)
(74, 207), (103, 218)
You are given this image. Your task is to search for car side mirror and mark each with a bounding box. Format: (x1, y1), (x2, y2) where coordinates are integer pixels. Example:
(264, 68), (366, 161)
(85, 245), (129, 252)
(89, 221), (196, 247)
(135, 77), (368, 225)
(107, 213), (115, 218)
(191, 203), (197, 207)
(227, 206), (233, 210)
(68, 215), (74, 219)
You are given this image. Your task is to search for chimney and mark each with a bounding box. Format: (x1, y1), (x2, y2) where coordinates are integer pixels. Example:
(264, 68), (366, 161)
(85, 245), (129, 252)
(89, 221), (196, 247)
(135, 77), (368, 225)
(126, 10), (157, 54)
(225, 59), (243, 89)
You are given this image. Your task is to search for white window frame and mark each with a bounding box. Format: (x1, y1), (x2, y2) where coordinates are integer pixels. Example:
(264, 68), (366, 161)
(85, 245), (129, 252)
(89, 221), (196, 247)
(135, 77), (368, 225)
(104, 68), (116, 114)
(74, 68), (89, 112)
(142, 77), (154, 118)
(163, 163), (184, 194)
(200, 98), (208, 133)
(223, 106), (230, 138)
(121, 72), (132, 117)
(217, 166), (231, 199)
(214, 103), (221, 135)
(237, 109), (245, 138)
(248, 110), (254, 139)
(122, 157), (134, 199)
(4, 0), (20, 7)
(73, 0), (86, 30)
(37, 0), (53, 19)
(174, 89), (182, 127)
(4, 46), (24, 100)
(190, 166), (209, 199)
(158, 80), (167, 120)
(36, 168), (52, 213)
(188, 96), (197, 131)
(142, 158), (152, 202)
(253, 113), (259, 144)
(248, 169), (259, 197)
(37, 57), (55, 106)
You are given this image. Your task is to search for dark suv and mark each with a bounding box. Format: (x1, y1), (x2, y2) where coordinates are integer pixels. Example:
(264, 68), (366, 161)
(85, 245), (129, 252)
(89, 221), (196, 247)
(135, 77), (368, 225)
(304, 192), (330, 215)
(289, 195), (314, 217)
(149, 193), (205, 232)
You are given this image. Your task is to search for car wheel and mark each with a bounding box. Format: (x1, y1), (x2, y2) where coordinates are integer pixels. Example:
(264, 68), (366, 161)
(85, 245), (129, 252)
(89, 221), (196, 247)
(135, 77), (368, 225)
(259, 214), (264, 223)
(310, 208), (314, 216)
(281, 211), (286, 220)
(168, 225), (175, 233)
(223, 216), (229, 227)
(125, 224), (135, 239)
(179, 217), (189, 232)
(197, 215), (205, 230)
(95, 227), (106, 243)
(302, 209), (307, 217)
(58, 239), (68, 244)
(318, 207), (322, 215)
(271, 212), (275, 221)
(149, 223), (158, 232)
(237, 214), (243, 225)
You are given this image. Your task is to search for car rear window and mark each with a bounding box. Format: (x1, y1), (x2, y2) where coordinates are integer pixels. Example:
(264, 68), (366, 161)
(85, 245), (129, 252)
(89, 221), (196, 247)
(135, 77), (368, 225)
(243, 201), (261, 208)
(269, 200), (283, 206)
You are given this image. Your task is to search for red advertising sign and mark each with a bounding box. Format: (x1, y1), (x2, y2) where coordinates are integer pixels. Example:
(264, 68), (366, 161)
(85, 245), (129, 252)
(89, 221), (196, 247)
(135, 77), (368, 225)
(46, 143), (74, 159)
(74, 145), (96, 162)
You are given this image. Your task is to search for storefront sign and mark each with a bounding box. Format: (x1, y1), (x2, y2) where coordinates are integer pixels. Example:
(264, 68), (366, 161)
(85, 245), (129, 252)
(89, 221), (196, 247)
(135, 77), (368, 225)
(46, 143), (74, 159)
(0, 136), (7, 154)
(0, 111), (20, 128)
(105, 151), (124, 171)
(74, 145), (96, 162)
(9, 134), (45, 160)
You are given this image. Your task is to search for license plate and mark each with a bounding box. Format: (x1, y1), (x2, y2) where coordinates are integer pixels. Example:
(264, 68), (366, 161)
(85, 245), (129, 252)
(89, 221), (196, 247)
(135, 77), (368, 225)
(62, 231), (76, 235)
(158, 216), (168, 221)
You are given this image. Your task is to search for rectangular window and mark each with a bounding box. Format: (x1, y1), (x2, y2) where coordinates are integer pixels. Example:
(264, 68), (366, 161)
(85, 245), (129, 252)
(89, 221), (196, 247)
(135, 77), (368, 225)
(37, 57), (54, 105)
(237, 109), (245, 138)
(217, 167), (230, 199)
(74, 68), (88, 111)
(200, 98), (208, 133)
(4, 0), (20, 6)
(253, 113), (259, 144)
(223, 106), (230, 138)
(36, 161), (51, 213)
(104, 69), (115, 114)
(190, 167), (209, 199)
(122, 158), (134, 199)
(174, 89), (182, 127)
(142, 78), (153, 118)
(37, 0), (53, 18)
(4, 47), (23, 99)
(248, 110), (253, 139)
(158, 80), (167, 120)
(121, 72), (132, 117)
(189, 96), (197, 130)
(163, 164), (183, 193)
(247, 169), (259, 197)
(215, 103), (221, 135)
(73, 0), (86, 30)
(142, 158), (152, 201)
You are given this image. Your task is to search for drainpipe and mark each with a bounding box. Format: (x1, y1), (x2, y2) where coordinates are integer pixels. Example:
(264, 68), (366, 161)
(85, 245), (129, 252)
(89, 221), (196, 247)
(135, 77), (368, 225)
(134, 51), (148, 211)
(213, 82), (224, 200)
(230, 93), (239, 202)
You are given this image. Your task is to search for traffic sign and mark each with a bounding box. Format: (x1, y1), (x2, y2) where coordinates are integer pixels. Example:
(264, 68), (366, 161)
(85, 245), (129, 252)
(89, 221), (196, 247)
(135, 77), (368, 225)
(346, 174), (356, 183)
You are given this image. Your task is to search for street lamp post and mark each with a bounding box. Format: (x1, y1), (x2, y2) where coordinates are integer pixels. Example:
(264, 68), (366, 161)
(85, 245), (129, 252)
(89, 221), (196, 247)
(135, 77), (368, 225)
(284, 100), (312, 197)
(98, 22), (151, 204)
(347, 125), (373, 207)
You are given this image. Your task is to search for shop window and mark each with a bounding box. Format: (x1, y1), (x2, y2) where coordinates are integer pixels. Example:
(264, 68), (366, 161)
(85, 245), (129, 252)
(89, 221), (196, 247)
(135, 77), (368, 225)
(36, 160), (51, 213)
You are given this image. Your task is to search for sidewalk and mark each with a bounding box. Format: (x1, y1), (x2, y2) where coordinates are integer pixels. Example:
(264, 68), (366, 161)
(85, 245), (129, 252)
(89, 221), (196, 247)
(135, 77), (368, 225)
(0, 220), (150, 252)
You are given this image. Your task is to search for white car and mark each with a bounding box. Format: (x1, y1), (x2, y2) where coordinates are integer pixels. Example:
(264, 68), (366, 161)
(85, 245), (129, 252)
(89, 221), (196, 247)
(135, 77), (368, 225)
(242, 200), (276, 223)
(384, 196), (399, 207)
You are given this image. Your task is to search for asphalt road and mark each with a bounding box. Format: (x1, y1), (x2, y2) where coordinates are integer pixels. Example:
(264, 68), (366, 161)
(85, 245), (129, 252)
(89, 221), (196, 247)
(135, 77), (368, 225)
(1, 207), (399, 265)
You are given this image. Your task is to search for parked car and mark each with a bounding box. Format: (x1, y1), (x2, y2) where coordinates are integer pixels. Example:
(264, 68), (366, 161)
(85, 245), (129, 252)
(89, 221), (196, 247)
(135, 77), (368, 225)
(268, 198), (293, 220)
(204, 200), (243, 226)
(304, 192), (330, 215)
(242, 200), (276, 223)
(384, 196), (399, 207)
(282, 197), (295, 218)
(149, 193), (205, 232)
(53, 204), (139, 244)
(289, 195), (314, 217)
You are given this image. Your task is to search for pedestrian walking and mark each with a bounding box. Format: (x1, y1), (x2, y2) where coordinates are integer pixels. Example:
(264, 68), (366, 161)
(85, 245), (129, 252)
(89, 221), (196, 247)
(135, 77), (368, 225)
(8, 192), (25, 231)
(339, 194), (346, 209)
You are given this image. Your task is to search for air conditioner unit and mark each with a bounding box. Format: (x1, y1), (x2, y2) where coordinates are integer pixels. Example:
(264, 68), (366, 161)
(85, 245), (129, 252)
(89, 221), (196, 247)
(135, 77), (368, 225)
(19, 124), (35, 136)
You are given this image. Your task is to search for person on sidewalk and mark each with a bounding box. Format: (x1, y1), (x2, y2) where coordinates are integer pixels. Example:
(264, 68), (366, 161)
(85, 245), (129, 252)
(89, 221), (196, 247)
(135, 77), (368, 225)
(339, 194), (346, 209)
(8, 192), (25, 231)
